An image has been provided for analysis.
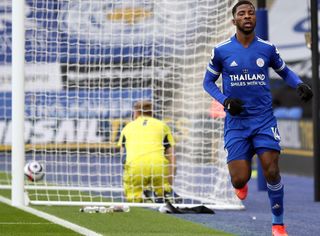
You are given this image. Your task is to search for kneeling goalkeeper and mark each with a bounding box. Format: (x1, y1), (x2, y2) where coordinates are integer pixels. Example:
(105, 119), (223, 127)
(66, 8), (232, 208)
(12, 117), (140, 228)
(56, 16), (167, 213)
(117, 100), (177, 203)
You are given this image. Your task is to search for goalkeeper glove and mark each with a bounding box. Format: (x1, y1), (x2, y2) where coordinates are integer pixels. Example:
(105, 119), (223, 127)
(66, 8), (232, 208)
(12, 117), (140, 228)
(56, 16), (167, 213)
(297, 83), (313, 102)
(223, 98), (244, 116)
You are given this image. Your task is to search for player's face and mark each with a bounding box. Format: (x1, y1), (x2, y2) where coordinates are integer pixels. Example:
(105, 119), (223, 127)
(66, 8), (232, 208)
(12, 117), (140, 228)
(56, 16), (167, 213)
(233, 4), (256, 35)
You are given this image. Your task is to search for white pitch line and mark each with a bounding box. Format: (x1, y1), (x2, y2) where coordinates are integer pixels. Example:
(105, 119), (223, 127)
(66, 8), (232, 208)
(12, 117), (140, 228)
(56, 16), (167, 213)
(0, 195), (102, 236)
(0, 222), (53, 225)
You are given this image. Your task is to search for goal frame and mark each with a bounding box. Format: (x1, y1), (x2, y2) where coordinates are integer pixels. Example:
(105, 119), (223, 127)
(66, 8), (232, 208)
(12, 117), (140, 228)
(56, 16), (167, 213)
(11, 0), (26, 207)
(8, 0), (244, 210)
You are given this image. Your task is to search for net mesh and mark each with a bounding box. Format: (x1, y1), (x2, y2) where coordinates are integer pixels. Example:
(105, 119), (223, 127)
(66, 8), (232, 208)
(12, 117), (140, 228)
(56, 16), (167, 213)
(0, 0), (243, 209)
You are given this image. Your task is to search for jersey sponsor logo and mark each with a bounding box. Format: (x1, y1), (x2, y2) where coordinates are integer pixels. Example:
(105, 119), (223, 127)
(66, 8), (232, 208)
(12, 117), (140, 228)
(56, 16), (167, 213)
(230, 61), (238, 67)
(230, 73), (265, 81)
(256, 58), (265, 67)
(271, 127), (281, 141)
(229, 73), (266, 87)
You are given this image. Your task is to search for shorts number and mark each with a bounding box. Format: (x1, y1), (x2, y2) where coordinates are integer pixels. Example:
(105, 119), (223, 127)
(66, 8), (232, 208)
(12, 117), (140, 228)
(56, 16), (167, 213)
(271, 127), (281, 141)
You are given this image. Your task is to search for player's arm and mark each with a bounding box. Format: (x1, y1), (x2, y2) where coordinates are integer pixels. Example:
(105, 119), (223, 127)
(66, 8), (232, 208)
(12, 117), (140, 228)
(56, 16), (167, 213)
(163, 125), (176, 185)
(203, 47), (227, 105)
(270, 45), (313, 102)
(117, 131), (127, 165)
(165, 146), (176, 185)
(203, 47), (243, 115)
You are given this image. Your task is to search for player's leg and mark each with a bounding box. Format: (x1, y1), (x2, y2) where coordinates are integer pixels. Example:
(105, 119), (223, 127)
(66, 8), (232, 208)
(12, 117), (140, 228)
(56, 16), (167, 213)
(258, 150), (288, 235)
(149, 158), (182, 203)
(258, 150), (284, 223)
(225, 142), (254, 200)
(135, 158), (165, 203)
(228, 159), (251, 200)
(123, 181), (143, 203)
(226, 140), (254, 200)
(152, 159), (171, 197)
(253, 115), (287, 235)
(228, 159), (252, 189)
(123, 163), (144, 202)
(224, 116), (254, 200)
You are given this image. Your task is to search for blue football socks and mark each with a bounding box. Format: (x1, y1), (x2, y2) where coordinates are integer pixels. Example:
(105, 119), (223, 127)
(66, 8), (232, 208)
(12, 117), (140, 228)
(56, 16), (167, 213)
(267, 179), (284, 225)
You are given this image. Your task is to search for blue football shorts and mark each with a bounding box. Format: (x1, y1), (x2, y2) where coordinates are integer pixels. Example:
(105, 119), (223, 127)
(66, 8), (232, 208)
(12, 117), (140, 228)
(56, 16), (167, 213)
(224, 114), (281, 163)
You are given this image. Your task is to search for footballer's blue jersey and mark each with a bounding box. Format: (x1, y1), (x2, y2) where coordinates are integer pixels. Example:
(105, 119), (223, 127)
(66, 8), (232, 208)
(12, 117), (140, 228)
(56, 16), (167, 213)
(203, 35), (302, 118)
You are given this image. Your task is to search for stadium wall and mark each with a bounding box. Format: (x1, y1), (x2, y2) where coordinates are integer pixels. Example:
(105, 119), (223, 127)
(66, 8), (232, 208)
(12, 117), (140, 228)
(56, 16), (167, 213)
(277, 119), (313, 176)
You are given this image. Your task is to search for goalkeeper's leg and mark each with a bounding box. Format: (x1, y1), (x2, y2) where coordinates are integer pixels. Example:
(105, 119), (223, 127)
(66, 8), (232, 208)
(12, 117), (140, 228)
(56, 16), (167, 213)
(152, 162), (171, 197)
(152, 163), (182, 203)
(123, 166), (144, 202)
(123, 179), (144, 203)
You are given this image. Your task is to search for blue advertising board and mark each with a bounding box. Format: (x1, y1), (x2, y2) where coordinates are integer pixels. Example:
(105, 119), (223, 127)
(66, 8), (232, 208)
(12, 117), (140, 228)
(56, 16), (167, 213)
(0, 0), (183, 64)
(0, 88), (152, 119)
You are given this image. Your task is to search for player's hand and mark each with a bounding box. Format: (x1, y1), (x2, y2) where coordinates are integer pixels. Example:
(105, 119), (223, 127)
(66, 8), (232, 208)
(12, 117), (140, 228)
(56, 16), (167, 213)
(297, 83), (313, 102)
(223, 98), (244, 116)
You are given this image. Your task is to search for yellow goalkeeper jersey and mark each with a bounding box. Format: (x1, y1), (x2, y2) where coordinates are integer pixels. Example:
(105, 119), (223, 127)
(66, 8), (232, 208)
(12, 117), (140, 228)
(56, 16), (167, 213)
(117, 116), (174, 164)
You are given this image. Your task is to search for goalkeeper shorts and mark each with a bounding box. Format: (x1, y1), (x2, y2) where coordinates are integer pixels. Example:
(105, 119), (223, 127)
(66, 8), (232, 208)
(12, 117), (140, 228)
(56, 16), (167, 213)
(123, 157), (171, 202)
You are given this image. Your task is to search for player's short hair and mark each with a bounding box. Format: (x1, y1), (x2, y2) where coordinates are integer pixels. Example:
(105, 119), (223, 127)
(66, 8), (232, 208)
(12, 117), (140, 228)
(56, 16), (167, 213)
(232, 1), (255, 17)
(133, 100), (153, 117)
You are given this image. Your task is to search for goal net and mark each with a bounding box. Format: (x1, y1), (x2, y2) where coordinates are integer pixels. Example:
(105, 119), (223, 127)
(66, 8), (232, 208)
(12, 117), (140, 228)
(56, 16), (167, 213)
(0, 0), (243, 209)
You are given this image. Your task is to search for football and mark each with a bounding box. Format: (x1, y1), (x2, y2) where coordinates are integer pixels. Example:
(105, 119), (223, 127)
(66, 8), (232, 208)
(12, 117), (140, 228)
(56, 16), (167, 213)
(24, 161), (45, 182)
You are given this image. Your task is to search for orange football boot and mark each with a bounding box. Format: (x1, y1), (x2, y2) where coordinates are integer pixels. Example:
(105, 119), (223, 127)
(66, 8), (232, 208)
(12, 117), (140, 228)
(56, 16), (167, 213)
(235, 184), (248, 200)
(272, 225), (288, 236)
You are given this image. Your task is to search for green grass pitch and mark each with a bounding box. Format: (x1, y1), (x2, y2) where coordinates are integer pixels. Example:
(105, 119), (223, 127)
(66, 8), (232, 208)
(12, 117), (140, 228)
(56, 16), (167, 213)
(0, 189), (233, 236)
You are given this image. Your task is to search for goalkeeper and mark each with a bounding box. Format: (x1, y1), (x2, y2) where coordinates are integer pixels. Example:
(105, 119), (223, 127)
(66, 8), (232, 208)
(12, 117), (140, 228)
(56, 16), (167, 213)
(203, 1), (313, 235)
(117, 100), (178, 203)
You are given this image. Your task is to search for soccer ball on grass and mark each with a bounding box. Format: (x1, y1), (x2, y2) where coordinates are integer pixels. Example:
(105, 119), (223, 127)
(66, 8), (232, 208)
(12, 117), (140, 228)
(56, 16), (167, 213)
(24, 161), (45, 182)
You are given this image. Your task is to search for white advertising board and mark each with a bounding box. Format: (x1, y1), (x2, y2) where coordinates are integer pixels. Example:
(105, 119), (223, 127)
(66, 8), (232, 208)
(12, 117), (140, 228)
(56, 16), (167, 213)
(269, 0), (319, 62)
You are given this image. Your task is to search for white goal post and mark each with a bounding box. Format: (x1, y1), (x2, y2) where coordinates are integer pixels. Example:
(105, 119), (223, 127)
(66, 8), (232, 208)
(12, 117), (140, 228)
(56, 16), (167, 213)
(1, 0), (244, 210)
